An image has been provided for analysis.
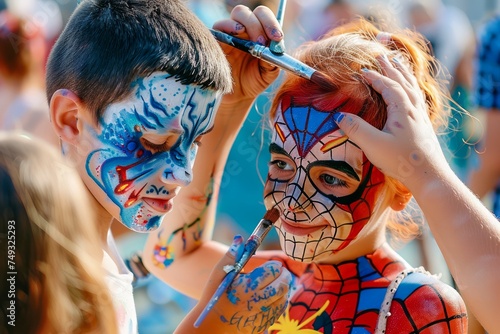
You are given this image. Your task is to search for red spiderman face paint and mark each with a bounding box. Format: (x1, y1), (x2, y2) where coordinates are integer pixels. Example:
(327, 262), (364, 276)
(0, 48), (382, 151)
(264, 97), (385, 262)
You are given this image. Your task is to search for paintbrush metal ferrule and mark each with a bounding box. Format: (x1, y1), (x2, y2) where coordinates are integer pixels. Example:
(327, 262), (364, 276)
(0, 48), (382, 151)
(248, 216), (274, 243)
(232, 217), (274, 272)
(210, 29), (316, 80)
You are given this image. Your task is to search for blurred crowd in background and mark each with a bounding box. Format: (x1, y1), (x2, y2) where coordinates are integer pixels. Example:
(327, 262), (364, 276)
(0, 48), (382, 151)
(1, 0), (500, 332)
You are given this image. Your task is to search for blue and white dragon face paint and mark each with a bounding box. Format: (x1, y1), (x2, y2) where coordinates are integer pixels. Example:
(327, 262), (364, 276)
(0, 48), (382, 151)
(80, 72), (222, 232)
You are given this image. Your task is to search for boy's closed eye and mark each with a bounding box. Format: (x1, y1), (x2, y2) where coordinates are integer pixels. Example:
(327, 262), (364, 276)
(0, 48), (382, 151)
(140, 134), (205, 154)
(140, 131), (181, 154)
(140, 137), (170, 153)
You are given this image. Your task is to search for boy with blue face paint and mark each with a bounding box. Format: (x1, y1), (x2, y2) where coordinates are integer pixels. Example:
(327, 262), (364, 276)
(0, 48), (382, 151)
(46, 0), (291, 332)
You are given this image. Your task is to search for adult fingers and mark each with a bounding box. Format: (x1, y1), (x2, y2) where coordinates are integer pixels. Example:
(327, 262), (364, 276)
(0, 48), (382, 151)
(252, 5), (284, 42)
(213, 5), (282, 44)
(231, 5), (282, 43)
(376, 56), (422, 108)
(333, 112), (390, 158)
(212, 18), (247, 38)
(333, 111), (420, 182)
(393, 56), (419, 89)
(392, 58), (427, 110)
(361, 69), (416, 120)
(212, 5), (282, 74)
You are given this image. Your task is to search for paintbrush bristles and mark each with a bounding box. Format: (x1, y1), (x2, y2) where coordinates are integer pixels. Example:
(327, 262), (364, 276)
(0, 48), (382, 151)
(263, 207), (280, 224)
(311, 71), (337, 91)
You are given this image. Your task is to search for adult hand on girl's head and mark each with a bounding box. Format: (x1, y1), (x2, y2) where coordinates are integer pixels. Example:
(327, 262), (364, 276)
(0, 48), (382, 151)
(333, 55), (451, 191)
(213, 5), (283, 107)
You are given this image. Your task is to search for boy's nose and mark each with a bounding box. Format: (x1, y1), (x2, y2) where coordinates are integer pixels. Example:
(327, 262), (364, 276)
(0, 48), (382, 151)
(160, 146), (195, 187)
(161, 167), (192, 187)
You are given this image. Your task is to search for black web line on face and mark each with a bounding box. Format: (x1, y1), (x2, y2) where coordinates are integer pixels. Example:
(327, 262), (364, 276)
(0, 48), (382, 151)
(286, 230), (327, 262)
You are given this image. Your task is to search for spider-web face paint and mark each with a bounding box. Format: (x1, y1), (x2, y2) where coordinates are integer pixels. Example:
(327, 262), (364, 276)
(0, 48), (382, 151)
(264, 98), (385, 262)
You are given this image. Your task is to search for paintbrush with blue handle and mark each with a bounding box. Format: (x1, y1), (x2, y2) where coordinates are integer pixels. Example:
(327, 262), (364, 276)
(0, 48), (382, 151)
(194, 207), (280, 328)
(209, 28), (331, 87)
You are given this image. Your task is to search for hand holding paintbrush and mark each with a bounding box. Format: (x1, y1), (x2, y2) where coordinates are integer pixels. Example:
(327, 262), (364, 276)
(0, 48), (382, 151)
(209, 28), (331, 88)
(194, 207), (281, 327)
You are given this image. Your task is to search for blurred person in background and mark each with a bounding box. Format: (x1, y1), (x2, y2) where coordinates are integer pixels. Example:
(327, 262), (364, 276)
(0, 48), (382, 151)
(283, 0), (358, 51)
(466, 15), (500, 334)
(468, 14), (500, 219)
(406, 0), (476, 180)
(0, 8), (59, 147)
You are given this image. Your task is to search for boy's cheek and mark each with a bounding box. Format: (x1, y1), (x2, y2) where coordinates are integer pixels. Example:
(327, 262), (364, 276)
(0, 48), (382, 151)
(76, 137), (99, 159)
(59, 140), (93, 172)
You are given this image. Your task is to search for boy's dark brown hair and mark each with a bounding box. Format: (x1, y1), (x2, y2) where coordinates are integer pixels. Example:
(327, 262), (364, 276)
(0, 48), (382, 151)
(46, 0), (232, 124)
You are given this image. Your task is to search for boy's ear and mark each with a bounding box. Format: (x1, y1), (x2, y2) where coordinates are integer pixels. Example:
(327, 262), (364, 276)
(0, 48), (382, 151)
(389, 187), (412, 212)
(50, 89), (84, 145)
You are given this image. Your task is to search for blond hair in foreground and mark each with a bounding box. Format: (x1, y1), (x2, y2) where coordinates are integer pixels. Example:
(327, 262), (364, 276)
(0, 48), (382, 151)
(0, 132), (117, 333)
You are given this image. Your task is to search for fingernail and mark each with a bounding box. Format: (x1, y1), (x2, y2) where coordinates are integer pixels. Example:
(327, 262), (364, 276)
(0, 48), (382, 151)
(228, 235), (243, 254)
(333, 112), (345, 124)
(392, 57), (399, 63)
(271, 28), (283, 38)
(361, 68), (369, 72)
(228, 235), (244, 260)
(257, 35), (266, 45)
(234, 23), (244, 32)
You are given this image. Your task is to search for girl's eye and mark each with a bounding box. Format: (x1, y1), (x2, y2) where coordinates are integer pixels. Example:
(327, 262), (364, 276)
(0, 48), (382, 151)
(270, 159), (292, 170)
(276, 160), (288, 169)
(268, 157), (295, 181)
(320, 174), (348, 187)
